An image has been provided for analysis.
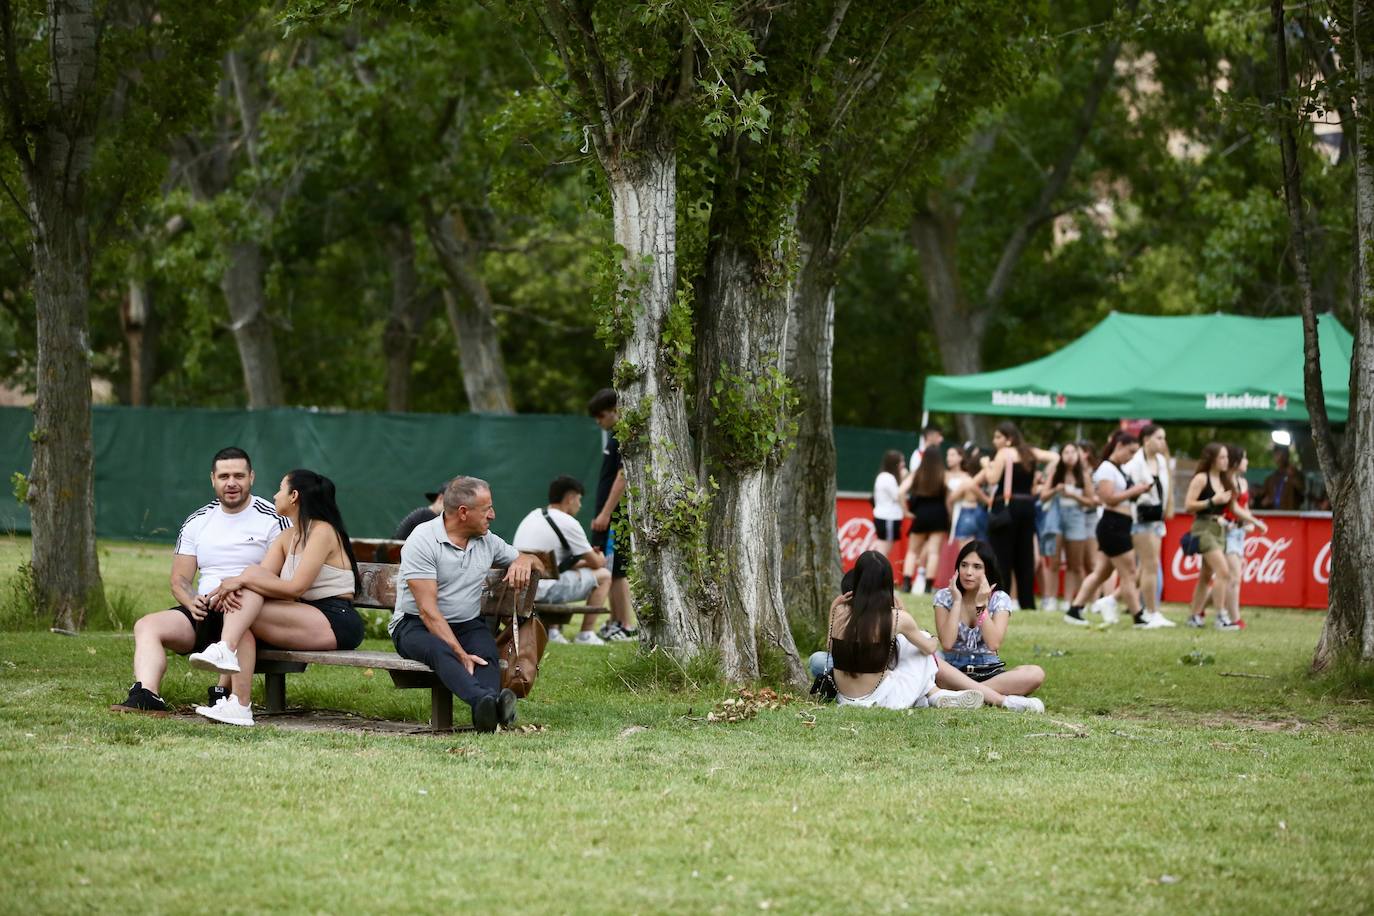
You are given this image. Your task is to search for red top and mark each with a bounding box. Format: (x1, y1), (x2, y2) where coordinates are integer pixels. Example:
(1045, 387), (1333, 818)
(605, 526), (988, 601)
(1224, 487), (1250, 522)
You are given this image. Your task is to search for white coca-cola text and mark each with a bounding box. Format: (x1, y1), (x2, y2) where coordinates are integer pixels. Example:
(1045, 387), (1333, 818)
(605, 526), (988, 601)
(1170, 536), (1292, 584)
(1313, 541), (1331, 585)
(837, 518), (876, 563)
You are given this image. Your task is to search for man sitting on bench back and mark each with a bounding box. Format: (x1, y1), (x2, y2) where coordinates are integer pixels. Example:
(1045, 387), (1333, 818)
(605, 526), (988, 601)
(112, 446), (288, 715)
(389, 475), (537, 732)
(512, 475), (610, 645)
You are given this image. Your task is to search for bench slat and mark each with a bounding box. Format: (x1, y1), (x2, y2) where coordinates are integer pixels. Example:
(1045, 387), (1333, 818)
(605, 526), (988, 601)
(257, 648), (431, 672)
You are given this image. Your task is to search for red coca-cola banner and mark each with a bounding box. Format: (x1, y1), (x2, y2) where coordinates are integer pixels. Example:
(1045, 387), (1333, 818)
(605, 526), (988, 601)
(835, 496), (1331, 610)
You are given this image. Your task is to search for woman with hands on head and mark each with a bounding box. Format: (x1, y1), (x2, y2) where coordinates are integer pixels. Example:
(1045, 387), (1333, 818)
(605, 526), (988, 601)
(1183, 443), (1268, 631)
(932, 540), (1046, 704)
(187, 469), (365, 726)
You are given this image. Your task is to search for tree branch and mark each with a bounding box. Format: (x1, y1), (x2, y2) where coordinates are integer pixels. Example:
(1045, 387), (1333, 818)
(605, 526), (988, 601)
(0, 0), (33, 169)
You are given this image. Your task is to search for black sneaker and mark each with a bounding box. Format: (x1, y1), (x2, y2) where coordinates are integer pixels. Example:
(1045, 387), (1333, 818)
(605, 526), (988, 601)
(111, 681), (170, 716)
(496, 688), (517, 726)
(472, 694), (499, 733)
(207, 685), (229, 708)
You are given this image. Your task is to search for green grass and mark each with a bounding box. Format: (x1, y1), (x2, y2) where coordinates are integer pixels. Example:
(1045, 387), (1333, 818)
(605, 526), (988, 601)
(2, 536), (1373, 913)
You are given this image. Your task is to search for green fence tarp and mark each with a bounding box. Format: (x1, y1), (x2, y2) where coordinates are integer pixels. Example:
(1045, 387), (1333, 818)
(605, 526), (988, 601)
(922, 312), (1353, 423)
(0, 406), (917, 542)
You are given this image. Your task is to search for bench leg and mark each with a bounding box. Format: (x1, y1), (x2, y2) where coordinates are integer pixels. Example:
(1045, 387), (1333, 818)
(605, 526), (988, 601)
(431, 688), (453, 732)
(265, 673), (287, 713)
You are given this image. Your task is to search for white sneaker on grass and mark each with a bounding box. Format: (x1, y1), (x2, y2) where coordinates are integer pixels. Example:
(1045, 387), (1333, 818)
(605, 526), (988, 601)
(188, 640), (240, 674)
(1041, 597), (1059, 613)
(1133, 613), (1170, 629)
(1093, 596), (1120, 625)
(1147, 611), (1176, 628)
(546, 626), (570, 645)
(929, 688), (985, 710)
(1002, 695), (1045, 713)
(573, 630), (606, 646)
(195, 695), (254, 727)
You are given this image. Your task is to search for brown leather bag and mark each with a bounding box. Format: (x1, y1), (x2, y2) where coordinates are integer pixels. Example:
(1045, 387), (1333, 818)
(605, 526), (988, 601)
(483, 566), (548, 698)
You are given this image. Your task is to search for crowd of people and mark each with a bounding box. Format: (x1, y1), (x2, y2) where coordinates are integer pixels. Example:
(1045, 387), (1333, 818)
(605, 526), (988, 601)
(111, 389), (636, 732)
(870, 422), (1276, 633)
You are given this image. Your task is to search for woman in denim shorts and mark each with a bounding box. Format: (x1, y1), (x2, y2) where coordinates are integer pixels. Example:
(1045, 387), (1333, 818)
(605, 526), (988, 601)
(1043, 443), (1095, 617)
(1183, 443), (1269, 630)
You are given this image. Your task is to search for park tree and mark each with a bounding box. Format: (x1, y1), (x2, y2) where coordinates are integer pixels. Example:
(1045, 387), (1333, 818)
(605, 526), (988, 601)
(0, 0), (252, 629)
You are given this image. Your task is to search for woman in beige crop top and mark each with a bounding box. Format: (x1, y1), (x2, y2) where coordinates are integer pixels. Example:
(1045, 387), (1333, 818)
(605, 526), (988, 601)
(187, 469), (365, 723)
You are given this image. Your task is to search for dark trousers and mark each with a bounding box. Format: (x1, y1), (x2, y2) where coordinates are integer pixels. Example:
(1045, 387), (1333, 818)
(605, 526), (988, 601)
(392, 614), (501, 711)
(990, 499), (1038, 610)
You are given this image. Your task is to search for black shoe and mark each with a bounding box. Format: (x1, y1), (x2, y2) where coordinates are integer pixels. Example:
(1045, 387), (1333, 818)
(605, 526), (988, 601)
(496, 688), (517, 726)
(111, 681), (170, 716)
(472, 694), (499, 733)
(208, 685), (229, 708)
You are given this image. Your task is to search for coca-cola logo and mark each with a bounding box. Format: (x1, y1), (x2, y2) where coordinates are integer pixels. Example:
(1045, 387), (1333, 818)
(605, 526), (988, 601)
(1170, 536), (1292, 584)
(1313, 541), (1331, 585)
(838, 517), (876, 563)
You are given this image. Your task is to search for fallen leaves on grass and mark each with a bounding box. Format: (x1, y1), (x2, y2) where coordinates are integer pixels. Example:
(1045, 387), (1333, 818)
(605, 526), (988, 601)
(703, 688), (797, 724)
(501, 723), (546, 734)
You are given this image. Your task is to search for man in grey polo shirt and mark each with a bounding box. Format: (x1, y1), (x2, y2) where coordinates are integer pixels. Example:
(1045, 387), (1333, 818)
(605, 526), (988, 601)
(389, 475), (538, 732)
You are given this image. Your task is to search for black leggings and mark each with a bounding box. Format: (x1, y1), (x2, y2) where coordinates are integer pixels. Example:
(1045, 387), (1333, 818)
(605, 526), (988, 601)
(392, 614), (501, 711)
(990, 499), (1037, 610)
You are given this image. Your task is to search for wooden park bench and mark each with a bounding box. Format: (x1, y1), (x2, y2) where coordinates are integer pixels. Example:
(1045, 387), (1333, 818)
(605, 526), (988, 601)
(256, 550), (606, 731)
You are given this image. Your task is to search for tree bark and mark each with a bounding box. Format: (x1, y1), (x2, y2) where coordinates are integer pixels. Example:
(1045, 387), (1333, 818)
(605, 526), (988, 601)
(220, 240), (284, 408)
(17, 0), (105, 630)
(381, 220), (431, 412)
(120, 277), (155, 406)
(779, 187), (842, 633)
(424, 204), (515, 414)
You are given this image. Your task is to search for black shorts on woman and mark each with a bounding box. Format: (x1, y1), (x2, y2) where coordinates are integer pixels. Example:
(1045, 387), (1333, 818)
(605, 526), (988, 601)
(1096, 512), (1133, 558)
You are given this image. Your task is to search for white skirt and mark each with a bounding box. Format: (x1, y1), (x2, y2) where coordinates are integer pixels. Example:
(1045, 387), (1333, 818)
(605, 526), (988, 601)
(836, 634), (938, 710)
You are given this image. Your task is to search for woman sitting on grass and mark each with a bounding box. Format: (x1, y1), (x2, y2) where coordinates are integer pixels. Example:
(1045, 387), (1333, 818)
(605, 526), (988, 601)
(188, 469), (365, 726)
(933, 540), (1046, 701)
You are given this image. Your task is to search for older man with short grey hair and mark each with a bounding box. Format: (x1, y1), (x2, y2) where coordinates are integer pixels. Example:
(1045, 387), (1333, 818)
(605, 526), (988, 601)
(390, 475), (537, 731)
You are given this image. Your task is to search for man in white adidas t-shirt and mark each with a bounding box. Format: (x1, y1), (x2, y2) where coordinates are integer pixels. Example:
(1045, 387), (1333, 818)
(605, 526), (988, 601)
(112, 447), (287, 716)
(512, 475), (610, 645)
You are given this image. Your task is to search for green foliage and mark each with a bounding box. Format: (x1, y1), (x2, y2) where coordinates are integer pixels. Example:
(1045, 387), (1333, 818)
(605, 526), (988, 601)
(0, 561), (37, 631)
(660, 288), (694, 390)
(10, 472), (26, 506)
(709, 362), (798, 470)
(615, 396), (652, 456)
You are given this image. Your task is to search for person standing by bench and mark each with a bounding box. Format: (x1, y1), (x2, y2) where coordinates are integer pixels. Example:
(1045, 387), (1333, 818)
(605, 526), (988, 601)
(188, 469), (366, 726)
(111, 447), (288, 716)
(389, 476), (536, 732)
(513, 475), (611, 645)
(588, 388), (635, 641)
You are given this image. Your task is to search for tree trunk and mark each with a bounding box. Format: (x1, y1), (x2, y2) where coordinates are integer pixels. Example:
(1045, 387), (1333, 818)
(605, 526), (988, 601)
(910, 207), (989, 444)
(20, 0), (105, 630)
(694, 236), (806, 686)
(779, 189), (842, 634)
(601, 150), (705, 660)
(120, 278), (155, 406)
(220, 241), (284, 408)
(382, 221), (430, 412)
(425, 205), (515, 414)
(1312, 0), (1374, 667)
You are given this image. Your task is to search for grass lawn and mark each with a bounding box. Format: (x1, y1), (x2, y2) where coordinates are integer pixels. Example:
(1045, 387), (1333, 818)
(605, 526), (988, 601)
(2, 536), (1372, 913)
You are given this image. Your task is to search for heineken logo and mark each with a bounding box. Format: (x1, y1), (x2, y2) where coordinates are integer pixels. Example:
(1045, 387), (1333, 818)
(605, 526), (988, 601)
(991, 390), (1066, 409)
(1204, 392), (1289, 411)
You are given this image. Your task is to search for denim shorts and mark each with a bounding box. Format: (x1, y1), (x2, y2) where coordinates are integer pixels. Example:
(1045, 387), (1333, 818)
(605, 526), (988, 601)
(1226, 526), (1245, 556)
(1131, 520), (1166, 538)
(1058, 502), (1091, 541)
(1039, 531), (1059, 557)
(953, 504), (986, 540)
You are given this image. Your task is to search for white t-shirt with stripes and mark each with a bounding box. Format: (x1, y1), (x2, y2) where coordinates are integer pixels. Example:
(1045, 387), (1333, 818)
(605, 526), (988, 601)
(175, 497), (289, 595)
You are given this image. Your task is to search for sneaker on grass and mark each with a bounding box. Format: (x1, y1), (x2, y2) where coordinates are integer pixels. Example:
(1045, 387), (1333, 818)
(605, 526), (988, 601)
(1185, 613), (1206, 628)
(1062, 608), (1089, 627)
(546, 626), (570, 645)
(1215, 618), (1244, 632)
(1133, 612), (1170, 629)
(1041, 597), (1059, 613)
(601, 622), (636, 642)
(1147, 611), (1177, 628)
(929, 688), (985, 709)
(574, 630), (606, 646)
(1002, 695), (1045, 713)
(207, 684), (229, 708)
(194, 695), (254, 727)
(1094, 596), (1120, 625)
(110, 682), (169, 716)
(188, 640), (240, 674)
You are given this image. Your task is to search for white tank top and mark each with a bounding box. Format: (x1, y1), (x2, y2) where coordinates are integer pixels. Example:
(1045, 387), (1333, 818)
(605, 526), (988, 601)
(282, 552), (354, 600)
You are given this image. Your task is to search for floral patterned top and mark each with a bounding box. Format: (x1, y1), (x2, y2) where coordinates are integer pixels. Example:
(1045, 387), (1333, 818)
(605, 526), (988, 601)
(932, 587), (1013, 665)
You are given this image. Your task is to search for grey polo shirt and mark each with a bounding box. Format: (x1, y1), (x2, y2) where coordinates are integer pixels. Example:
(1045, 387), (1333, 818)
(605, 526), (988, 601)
(388, 514), (519, 634)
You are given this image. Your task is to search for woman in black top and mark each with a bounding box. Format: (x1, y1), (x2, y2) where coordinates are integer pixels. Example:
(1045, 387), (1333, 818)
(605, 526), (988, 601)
(899, 445), (949, 592)
(975, 422), (1057, 609)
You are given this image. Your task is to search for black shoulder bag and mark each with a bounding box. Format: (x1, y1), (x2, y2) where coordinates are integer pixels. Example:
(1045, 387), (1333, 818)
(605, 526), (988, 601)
(541, 508), (582, 574)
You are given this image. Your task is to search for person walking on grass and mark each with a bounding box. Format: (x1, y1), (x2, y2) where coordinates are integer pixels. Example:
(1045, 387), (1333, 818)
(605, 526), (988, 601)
(513, 475), (611, 645)
(1040, 442), (1095, 615)
(1184, 443), (1268, 631)
(976, 422), (1057, 610)
(588, 388), (636, 641)
(871, 449), (909, 560)
(111, 447), (288, 717)
(900, 445), (948, 593)
(389, 476), (535, 732)
(187, 469), (366, 727)
(1062, 432), (1164, 629)
(810, 551), (1044, 713)
(933, 540), (1046, 701)
(1124, 423), (1175, 628)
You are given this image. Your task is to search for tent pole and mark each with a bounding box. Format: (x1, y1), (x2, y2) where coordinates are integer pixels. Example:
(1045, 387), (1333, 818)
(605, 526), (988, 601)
(1075, 421), (1083, 441)
(920, 410), (929, 429)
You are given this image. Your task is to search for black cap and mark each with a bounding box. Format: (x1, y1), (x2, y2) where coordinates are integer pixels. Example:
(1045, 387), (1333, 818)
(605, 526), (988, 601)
(425, 480), (449, 502)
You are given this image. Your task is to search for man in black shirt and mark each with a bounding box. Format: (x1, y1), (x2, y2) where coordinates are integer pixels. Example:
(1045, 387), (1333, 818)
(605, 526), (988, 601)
(587, 388), (635, 640)
(395, 481), (448, 541)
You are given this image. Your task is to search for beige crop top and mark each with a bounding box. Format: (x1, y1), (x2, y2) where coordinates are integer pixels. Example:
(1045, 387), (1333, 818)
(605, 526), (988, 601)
(282, 551), (355, 600)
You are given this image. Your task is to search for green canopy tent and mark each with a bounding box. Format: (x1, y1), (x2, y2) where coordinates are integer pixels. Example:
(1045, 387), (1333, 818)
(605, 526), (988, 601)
(922, 312), (1353, 424)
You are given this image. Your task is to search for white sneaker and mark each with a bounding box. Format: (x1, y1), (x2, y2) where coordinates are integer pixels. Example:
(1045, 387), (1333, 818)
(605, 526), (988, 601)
(546, 627), (570, 645)
(573, 630), (606, 646)
(1041, 597), (1059, 613)
(1148, 611), (1176, 628)
(913, 570), (927, 595)
(1094, 596), (1120, 625)
(1002, 695), (1045, 713)
(929, 688), (985, 709)
(1008, 599), (1022, 611)
(195, 695), (254, 726)
(188, 640), (240, 674)
(1133, 613), (1170, 629)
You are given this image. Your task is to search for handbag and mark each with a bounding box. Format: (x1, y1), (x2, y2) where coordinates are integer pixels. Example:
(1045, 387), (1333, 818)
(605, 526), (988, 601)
(987, 456), (1014, 532)
(482, 571), (548, 698)
(1180, 532), (1201, 557)
(1138, 503), (1164, 523)
(541, 508), (582, 573)
(956, 660), (1006, 682)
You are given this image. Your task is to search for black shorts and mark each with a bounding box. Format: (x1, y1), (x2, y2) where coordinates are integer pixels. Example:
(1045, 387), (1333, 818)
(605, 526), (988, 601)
(1096, 512), (1134, 558)
(589, 526), (630, 579)
(910, 499), (950, 534)
(173, 605), (224, 655)
(873, 517), (905, 541)
(303, 596), (365, 650)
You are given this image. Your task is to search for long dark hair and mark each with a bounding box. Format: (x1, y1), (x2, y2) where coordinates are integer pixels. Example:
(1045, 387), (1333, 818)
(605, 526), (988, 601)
(912, 444), (946, 497)
(286, 469), (361, 593)
(1196, 442), (1235, 493)
(1077, 439), (1098, 471)
(954, 540), (1002, 596)
(996, 421), (1035, 470)
(1050, 442), (1089, 491)
(879, 449), (903, 478)
(1102, 430), (1138, 463)
(837, 550), (896, 656)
